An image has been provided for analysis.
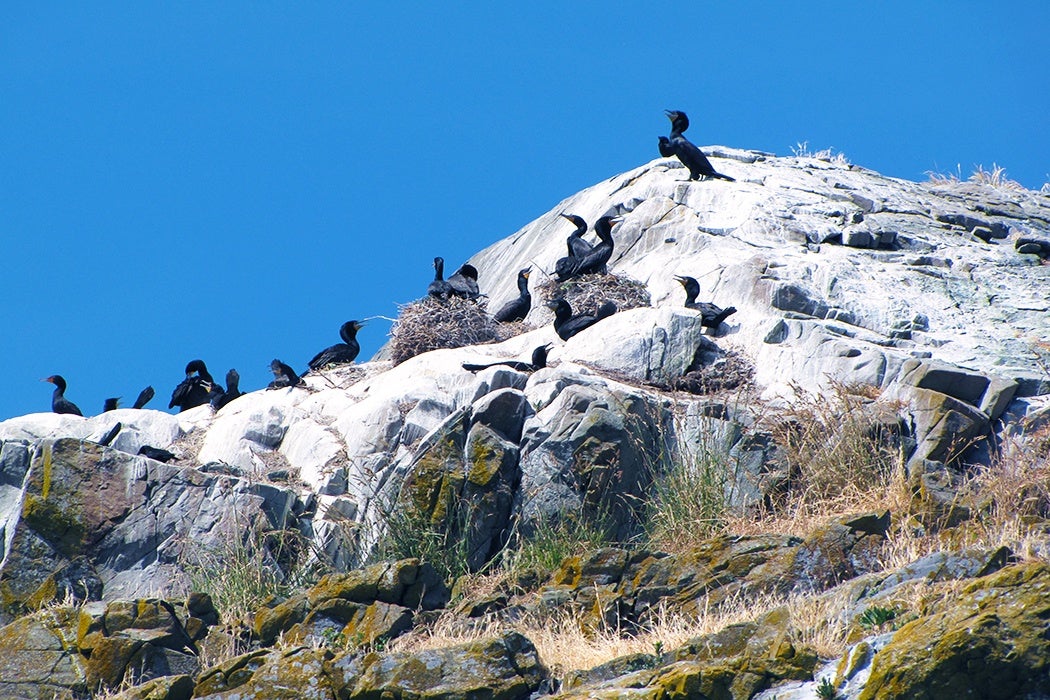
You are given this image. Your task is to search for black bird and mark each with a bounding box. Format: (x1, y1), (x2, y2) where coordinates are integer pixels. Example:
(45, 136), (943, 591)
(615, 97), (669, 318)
(566, 215), (622, 278)
(138, 445), (176, 463)
(493, 268), (532, 323)
(463, 344), (551, 373)
(211, 369), (242, 410)
(554, 214), (593, 281)
(268, 359), (301, 389)
(132, 386), (155, 410)
(103, 397), (121, 412)
(309, 320), (364, 370)
(447, 263), (480, 299)
(169, 360), (223, 412)
(428, 257), (453, 299)
(547, 298), (617, 341)
(97, 422), (122, 447)
(658, 110), (735, 182)
(42, 375), (83, 416)
(675, 275), (738, 330)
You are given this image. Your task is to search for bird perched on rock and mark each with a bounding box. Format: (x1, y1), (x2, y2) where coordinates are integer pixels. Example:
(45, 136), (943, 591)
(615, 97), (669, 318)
(557, 215), (622, 279)
(659, 110), (735, 182)
(268, 359), (301, 389)
(169, 360), (223, 412)
(447, 263), (480, 299)
(211, 369), (242, 410)
(42, 375), (83, 416)
(97, 422), (122, 447)
(462, 344), (551, 373)
(138, 445), (176, 463)
(547, 298), (617, 341)
(309, 320), (364, 370)
(493, 268), (532, 323)
(554, 214), (593, 281)
(132, 386), (155, 409)
(428, 257), (453, 299)
(675, 275), (737, 331)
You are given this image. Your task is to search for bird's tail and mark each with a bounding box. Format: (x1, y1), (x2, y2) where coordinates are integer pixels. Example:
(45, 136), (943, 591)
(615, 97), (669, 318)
(712, 306), (738, 327)
(596, 301), (618, 320)
(462, 363), (490, 373)
(712, 172), (735, 182)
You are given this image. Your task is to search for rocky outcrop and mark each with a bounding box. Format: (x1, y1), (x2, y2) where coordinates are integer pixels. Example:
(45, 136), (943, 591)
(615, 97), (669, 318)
(0, 437), (300, 622)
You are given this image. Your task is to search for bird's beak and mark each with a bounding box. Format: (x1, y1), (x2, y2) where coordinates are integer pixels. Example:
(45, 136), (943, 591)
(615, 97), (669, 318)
(559, 213), (573, 221)
(664, 110), (674, 120)
(523, 269), (531, 278)
(356, 321), (366, 328)
(674, 275), (686, 283)
(610, 216), (625, 224)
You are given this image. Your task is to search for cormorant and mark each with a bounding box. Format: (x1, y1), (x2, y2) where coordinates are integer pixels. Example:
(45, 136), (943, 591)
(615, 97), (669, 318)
(308, 320), (364, 370)
(493, 268), (532, 323)
(103, 397), (120, 412)
(211, 369), (242, 410)
(554, 214), (593, 281)
(547, 298), (618, 340)
(659, 110), (735, 182)
(447, 263), (480, 299)
(42, 375), (83, 416)
(169, 360), (223, 412)
(428, 257), (453, 299)
(268, 359), (301, 389)
(565, 215), (622, 278)
(97, 422), (121, 447)
(132, 386), (155, 410)
(462, 344), (551, 373)
(139, 445), (176, 463)
(675, 275), (738, 330)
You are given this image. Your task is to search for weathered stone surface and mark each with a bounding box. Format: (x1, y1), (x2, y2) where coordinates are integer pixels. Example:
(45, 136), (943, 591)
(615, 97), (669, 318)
(0, 608), (87, 700)
(0, 438), (301, 621)
(330, 631), (545, 699)
(517, 371), (672, 540)
(110, 674), (195, 700)
(195, 646), (333, 699)
(860, 562), (1050, 699)
(254, 558), (448, 645)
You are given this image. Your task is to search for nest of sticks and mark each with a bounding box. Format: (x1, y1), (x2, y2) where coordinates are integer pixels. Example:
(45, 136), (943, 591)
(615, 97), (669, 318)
(388, 296), (503, 365)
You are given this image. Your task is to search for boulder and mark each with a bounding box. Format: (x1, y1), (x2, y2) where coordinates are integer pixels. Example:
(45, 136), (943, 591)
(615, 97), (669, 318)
(860, 562), (1050, 699)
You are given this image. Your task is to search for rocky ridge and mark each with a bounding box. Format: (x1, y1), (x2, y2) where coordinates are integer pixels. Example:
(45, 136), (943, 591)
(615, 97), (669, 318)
(1, 150), (1048, 698)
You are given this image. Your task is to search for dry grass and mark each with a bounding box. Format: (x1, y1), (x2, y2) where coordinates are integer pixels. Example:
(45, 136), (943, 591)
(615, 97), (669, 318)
(762, 382), (905, 507)
(791, 141), (850, 166)
(535, 272), (650, 320)
(389, 587), (791, 679)
(927, 163), (1026, 191)
(388, 296), (502, 365)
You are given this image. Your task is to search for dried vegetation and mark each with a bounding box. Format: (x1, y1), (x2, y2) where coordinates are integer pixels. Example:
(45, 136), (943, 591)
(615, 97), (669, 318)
(388, 296), (503, 364)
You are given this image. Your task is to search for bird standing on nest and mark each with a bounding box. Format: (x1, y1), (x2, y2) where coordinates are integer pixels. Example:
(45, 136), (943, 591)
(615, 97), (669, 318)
(547, 298), (617, 341)
(493, 268), (532, 323)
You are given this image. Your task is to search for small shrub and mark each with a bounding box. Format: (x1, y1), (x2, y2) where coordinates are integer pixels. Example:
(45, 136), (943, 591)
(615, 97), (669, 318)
(373, 493), (477, 584)
(858, 605), (898, 629)
(816, 676), (839, 700)
(388, 296), (502, 365)
(764, 381), (904, 506)
(504, 514), (614, 579)
(180, 522), (323, 647)
(645, 436), (731, 552)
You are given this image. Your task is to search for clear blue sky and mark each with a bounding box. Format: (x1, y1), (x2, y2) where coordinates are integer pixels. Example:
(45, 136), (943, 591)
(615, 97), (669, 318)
(2, 3), (1047, 420)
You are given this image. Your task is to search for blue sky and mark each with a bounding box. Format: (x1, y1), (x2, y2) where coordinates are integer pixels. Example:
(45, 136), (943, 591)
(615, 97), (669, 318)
(2, 3), (1047, 420)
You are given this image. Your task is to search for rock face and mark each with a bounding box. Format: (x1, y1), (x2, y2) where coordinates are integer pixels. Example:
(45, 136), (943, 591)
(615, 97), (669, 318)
(1, 151), (1048, 649)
